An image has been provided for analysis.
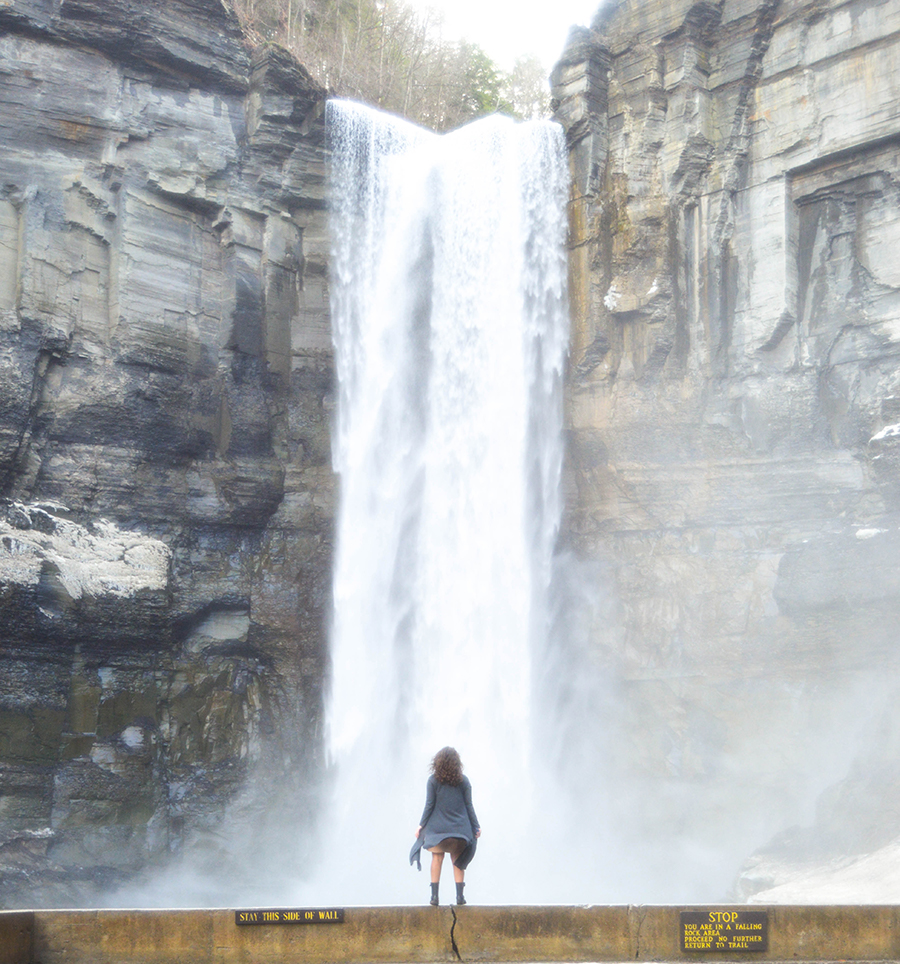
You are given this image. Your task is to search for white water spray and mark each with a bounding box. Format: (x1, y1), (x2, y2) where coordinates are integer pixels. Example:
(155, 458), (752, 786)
(320, 100), (569, 904)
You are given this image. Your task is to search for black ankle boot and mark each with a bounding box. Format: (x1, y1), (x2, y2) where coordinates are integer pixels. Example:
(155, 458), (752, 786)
(430, 883), (439, 906)
(456, 882), (466, 905)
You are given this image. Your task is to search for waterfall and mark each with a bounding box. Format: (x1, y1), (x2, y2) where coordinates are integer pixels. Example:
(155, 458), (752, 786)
(320, 99), (569, 904)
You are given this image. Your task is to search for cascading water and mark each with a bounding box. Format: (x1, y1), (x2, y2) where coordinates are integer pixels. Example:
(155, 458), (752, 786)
(318, 99), (570, 904)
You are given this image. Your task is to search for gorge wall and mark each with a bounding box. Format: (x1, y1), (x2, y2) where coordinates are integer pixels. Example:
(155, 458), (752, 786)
(3, 0), (900, 909)
(552, 0), (900, 897)
(0, 0), (332, 905)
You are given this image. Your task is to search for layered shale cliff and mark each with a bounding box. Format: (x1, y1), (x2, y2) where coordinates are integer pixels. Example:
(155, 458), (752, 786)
(4, 0), (900, 909)
(0, 0), (332, 905)
(552, 0), (900, 897)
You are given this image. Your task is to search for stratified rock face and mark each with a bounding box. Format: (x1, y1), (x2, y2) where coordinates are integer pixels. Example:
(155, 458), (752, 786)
(552, 0), (900, 897)
(0, 0), (332, 905)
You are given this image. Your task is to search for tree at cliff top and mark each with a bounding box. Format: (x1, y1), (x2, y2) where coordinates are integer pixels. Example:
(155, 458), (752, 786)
(231, 0), (548, 129)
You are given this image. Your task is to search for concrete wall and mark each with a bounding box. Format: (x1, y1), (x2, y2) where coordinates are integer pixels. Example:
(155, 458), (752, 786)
(4, 905), (900, 963)
(0, 912), (32, 964)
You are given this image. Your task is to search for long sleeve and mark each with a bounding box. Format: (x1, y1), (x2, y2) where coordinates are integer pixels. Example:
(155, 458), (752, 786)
(410, 775), (437, 871)
(418, 775), (437, 828)
(462, 778), (479, 832)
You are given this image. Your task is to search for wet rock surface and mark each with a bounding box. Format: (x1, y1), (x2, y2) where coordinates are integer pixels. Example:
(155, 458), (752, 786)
(553, 0), (900, 897)
(0, 0), (332, 905)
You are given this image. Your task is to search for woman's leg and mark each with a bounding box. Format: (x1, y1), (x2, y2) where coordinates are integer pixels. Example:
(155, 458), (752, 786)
(427, 839), (466, 905)
(446, 840), (466, 903)
(428, 851), (444, 905)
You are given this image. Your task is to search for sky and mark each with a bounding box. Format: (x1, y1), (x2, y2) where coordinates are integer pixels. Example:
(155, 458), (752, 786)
(406, 0), (603, 71)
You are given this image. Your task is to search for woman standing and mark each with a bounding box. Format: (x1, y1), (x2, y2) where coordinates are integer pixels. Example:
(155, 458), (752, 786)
(410, 746), (481, 905)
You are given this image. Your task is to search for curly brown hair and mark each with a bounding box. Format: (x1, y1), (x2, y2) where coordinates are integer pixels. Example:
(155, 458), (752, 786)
(430, 746), (463, 786)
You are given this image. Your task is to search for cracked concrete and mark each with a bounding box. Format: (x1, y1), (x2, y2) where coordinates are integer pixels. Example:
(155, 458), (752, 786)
(5, 905), (900, 963)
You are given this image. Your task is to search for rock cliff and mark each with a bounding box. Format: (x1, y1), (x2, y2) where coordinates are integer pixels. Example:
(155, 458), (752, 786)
(4, 0), (900, 908)
(0, 0), (332, 904)
(552, 0), (900, 897)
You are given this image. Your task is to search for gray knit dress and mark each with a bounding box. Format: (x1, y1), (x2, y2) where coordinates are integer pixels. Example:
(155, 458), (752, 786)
(409, 774), (480, 871)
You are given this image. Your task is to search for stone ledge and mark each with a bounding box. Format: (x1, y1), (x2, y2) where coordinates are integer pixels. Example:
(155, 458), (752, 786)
(3, 905), (900, 963)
